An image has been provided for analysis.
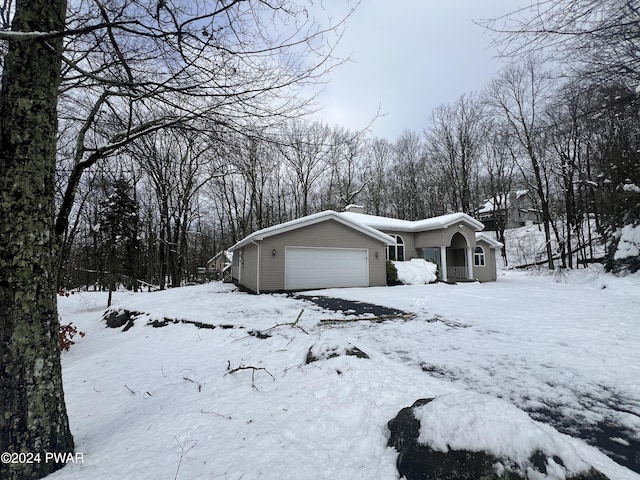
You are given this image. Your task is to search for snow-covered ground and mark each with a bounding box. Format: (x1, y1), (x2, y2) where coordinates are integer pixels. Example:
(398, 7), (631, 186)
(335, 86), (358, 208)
(51, 267), (640, 479)
(494, 221), (606, 270)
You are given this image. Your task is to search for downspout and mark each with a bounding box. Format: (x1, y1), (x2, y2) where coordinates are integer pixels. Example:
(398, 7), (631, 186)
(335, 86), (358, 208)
(251, 239), (261, 294)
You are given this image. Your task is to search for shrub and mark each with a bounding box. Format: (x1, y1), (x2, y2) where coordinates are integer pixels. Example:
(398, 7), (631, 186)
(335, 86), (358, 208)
(59, 322), (85, 352)
(386, 260), (398, 284)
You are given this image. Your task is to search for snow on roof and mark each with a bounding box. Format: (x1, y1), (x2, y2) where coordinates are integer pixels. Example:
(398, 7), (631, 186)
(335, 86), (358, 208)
(228, 210), (395, 251)
(207, 250), (233, 265)
(478, 190), (530, 214)
(229, 210), (487, 252)
(340, 211), (485, 232)
(476, 232), (503, 249)
(478, 198), (501, 214)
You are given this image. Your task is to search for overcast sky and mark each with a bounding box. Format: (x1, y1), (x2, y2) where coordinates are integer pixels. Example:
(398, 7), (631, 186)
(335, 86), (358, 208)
(313, 1), (531, 141)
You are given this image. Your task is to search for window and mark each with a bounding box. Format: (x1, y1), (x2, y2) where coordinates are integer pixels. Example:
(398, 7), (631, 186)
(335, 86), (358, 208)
(422, 247), (439, 265)
(474, 246), (485, 267)
(387, 234), (405, 261)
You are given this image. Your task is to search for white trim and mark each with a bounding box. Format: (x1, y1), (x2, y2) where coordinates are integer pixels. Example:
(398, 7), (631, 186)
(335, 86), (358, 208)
(474, 245), (486, 267)
(440, 245), (448, 282)
(387, 233), (405, 261)
(475, 232), (503, 249)
(229, 210), (394, 252)
(450, 229), (472, 247)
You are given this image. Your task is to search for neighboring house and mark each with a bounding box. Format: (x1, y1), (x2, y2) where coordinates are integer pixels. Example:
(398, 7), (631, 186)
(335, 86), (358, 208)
(207, 250), (233, 282)
(229, 206), (502, 293)
(477, 190), (539, 231)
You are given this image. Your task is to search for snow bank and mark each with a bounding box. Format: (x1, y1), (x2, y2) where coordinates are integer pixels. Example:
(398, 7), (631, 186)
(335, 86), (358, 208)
(415, 392), (594, 476)
(393, 259), (437, 284)
(614, 224), (640, 260)
(52, 271), (640, 480)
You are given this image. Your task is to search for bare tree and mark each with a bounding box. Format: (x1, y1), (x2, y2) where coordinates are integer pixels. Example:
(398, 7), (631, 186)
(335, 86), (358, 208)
(544, 80), (595, 268)
(130, 127), (223, 288)
(481, 125), (516, 265)
(278, 120), (334, 217)
(485, 57), (556, 269)
(362, 137), (393, 216)
(425, 93), (484, 214)
(484, 0), (640, 86)
(483, 2), (640, 271)
(321, 126), (369, 210)
(388, 130), (432, 220)
(1, 2), (355, 477)
(54, 0), (355, 239)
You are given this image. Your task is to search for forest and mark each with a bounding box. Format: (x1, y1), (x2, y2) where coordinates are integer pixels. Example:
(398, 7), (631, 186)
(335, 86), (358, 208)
(1, 2), (639, 479)
(58, 60), (640, 291)
(2, 2), (638, 292)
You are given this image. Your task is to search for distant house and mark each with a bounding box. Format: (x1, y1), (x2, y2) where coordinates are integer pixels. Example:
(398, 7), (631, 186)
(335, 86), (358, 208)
(477, 190), (539, 231)
(206, 250), (233, 282)
(228, 206), (502, 293)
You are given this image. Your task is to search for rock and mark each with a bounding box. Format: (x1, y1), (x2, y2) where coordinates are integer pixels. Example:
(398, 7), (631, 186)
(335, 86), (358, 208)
(387, 397), (611, 480)
(103, 309), (138, 331)
(305, 342), (369, 364)
(105, 310), (222, 331)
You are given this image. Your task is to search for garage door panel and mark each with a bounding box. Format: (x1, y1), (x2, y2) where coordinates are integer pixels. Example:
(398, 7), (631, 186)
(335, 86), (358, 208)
(285, 247), (368, 290)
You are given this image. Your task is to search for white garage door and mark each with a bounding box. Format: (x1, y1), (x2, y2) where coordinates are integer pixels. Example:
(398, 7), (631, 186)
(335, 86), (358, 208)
(285, 247), (369, 290)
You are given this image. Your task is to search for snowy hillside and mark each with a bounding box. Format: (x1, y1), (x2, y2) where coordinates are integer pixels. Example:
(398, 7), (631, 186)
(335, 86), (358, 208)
(50, 267), (640, 479)
(487, 222), (606, 270)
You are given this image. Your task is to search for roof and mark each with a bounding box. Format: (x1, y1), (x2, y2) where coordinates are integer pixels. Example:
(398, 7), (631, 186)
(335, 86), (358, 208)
(478, 190), (529, 214)
(206, 250), (232, 265)
(475, 232), (504, 249)
(339, 211), (485, 232)
(228, 210), (396, 251)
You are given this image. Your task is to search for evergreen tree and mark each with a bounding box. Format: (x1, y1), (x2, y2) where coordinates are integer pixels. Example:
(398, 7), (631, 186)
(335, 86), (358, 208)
(98, 176), (140, 302)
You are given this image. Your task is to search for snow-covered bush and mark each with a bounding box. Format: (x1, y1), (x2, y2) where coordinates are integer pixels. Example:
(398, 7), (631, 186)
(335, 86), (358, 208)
(393, 259), (438, 284)
(606, 220), (640, 274)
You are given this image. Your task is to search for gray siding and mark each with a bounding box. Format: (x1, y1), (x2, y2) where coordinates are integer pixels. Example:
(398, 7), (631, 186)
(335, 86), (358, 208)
(380, 229), (417, 259)
(473, 239), (498, 282)
(235, 243), (259, 292)
(414, 224), (477, 249)
(258, 219), (387, 291)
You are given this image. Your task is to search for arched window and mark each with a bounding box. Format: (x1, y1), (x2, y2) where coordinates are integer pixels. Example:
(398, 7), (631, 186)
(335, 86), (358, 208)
(387, 234), (405, 261)
(474, 246), (485, 266)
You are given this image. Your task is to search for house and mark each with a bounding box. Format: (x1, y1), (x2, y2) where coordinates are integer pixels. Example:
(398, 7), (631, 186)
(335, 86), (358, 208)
(228, 206), (502, 293)
(476, 190), (539, 230)
(206, 250), (233, 282)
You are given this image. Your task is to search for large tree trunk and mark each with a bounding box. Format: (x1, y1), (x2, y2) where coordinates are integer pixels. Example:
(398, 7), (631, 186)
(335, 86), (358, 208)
(0, 1), (74, 479)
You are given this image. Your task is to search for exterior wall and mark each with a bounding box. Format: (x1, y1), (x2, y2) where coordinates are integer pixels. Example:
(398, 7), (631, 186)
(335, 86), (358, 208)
(473, 239), (498, 282)
(479, 192), (540, 230)
(381, 229), (416, 259)
(255, 219), (388, 292)
(412, 224), (477, 250)
(232, 243), (258, 292)
(232, 215), (500, 290)
(410, 225), (479, 282)
(413, 229), (445, 249)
